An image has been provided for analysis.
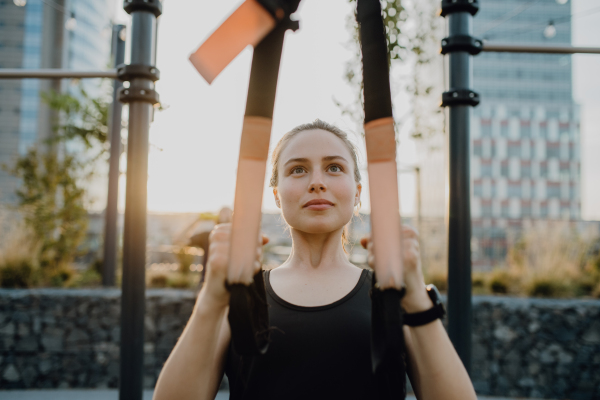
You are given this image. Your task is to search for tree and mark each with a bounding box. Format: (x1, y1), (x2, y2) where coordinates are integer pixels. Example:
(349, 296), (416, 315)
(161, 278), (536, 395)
(338, 0), (444, 144)
(5, 85), (110, 277)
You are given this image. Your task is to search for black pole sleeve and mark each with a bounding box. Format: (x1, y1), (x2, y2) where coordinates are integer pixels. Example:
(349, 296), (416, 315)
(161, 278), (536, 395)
(244, 19), (293, 118)
(357, 0), (393, 123)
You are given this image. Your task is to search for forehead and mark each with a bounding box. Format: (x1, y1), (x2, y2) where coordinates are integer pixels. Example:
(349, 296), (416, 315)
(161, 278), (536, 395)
(279, 129), (353, 163)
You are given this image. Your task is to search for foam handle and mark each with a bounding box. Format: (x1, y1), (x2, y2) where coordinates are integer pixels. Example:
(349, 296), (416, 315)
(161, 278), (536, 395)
(365, 117), (404, 290)
(189, 0), (275, 84)
(228, 116), (272, 285)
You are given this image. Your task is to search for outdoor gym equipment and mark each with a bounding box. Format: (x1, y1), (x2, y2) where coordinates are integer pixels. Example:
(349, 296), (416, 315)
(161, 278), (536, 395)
(2, 0), (600, 398)
(190, 0), (407, 397)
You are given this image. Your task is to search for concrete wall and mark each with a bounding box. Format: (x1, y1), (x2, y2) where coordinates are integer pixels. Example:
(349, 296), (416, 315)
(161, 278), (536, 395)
(0, 289), (598, 399)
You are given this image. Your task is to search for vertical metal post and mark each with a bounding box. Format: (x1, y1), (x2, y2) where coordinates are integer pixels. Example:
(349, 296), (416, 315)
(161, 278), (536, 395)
(103, 24), (126, 287)
(119, 1), (160, 400)
(440, 0), (481, 375)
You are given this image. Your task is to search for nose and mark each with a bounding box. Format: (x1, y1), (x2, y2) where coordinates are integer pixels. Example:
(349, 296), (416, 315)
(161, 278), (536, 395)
(309, 171), (326, 193)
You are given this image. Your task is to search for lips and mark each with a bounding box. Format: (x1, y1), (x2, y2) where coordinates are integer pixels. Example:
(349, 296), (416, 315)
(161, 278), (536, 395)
(303, 199), (334, 208)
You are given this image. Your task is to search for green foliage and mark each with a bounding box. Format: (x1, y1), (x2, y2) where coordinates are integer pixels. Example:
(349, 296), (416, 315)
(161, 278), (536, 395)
(150, 274), (168, 288)
(339, 0), (444, 140)
(67, 267), (102, 288)
(47, 266), (74, 287)
(488, 269), (511, 294)
(0, 260), (39, 288)
(525, 276), (571, 298)
(176, 247), (195, 275)
(3, 85), (110, 277)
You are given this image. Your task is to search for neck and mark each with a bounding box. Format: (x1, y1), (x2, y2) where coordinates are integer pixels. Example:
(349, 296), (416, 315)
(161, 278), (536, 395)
(284, 227), (350, 271)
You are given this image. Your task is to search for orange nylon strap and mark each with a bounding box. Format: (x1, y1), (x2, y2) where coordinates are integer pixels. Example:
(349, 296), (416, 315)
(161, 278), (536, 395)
(189, 0), (275, 84)
(364, 117), (404, 290)
(228, 115), (273, 284)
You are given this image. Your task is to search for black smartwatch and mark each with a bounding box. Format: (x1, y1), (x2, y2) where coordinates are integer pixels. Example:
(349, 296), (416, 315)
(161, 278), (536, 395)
(403, 284), (446, 327)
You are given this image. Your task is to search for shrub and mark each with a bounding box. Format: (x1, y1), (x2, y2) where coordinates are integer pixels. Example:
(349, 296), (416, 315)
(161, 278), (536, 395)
(67, 268), (101, 288)
(0, 260), (38, 288)
(525, 276), (571, 298)
(168, 275), (193, 289)
(488, 268), (513, 294)
(425, 270), (447, 292)
(149, 274), (168, 288)
(47, 266), (74, 287)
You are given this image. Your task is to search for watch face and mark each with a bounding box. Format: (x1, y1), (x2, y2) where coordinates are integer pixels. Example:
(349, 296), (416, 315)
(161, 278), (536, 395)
(426, 284), (442, 306)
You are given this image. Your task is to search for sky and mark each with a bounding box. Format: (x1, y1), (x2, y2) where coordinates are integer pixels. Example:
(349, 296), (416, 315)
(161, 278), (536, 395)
(110, 0), (600, 220)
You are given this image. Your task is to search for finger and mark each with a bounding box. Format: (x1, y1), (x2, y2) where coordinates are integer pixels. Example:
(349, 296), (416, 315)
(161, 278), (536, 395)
(262, 235), (269, 246)
(402, 225), (418, 238)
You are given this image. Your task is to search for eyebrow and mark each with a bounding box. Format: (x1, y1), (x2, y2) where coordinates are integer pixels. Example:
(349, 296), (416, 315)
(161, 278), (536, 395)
(283, 155), (349, 167)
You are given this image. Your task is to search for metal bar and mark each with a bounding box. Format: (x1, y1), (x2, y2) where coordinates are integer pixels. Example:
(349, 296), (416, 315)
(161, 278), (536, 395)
(0, 68), (117, 79)
(102, 25), (126, 287)
(482, 42), (600, 54)
(119, 8), (158, 400)
(447, 10), (473, 375)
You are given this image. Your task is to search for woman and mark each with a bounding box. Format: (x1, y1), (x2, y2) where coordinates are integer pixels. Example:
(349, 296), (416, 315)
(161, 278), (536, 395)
(154, 120), (477, 400)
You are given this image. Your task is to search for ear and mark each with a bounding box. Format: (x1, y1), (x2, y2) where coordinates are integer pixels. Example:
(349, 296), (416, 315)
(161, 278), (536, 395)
(354, 183), (362, 206)
(273, 188), (281, 208)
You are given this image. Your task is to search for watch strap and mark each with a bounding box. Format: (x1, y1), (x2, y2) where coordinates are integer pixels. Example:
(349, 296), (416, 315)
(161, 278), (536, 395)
(403, 303), (445, 326)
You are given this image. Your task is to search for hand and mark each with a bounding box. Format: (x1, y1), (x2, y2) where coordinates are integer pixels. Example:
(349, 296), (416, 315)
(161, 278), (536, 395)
(203, 223), (269, 308)
(361, 225), (432, 313)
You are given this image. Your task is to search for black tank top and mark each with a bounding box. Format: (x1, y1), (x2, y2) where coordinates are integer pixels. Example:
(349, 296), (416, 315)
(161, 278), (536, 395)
(224, 268), (379, 400)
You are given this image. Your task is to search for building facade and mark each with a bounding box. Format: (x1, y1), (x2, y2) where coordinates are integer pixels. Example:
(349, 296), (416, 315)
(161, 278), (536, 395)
(415, 0), (580, 269)
(470, 0), (579, 268)
(0, 0), (113, 206)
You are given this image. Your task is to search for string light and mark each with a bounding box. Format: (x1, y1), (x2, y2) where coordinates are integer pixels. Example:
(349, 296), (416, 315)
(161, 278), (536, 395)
(65, 12), (77, 31)
(543, 21), (556, 38)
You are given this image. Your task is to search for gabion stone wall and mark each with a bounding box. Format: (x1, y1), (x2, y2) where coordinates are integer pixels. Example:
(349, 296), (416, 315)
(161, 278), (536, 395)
(0, 289), (599, 399)
(471, 296), (600, 400)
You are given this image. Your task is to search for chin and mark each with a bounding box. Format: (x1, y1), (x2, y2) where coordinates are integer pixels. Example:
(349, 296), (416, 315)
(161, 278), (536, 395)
(288, 213), (353, 235)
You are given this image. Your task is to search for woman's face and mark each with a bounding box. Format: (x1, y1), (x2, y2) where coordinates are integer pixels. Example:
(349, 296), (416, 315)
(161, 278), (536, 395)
(274, 129), (361, 235)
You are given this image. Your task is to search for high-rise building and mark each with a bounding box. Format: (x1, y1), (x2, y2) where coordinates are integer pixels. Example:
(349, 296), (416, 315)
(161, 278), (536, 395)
(0, 0), (113, 205)
(416, 0), (579, 269)
(470, 0), (579, 268)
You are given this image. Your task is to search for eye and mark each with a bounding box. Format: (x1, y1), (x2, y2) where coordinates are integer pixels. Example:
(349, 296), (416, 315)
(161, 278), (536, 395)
(290, 166), (305, 174)
(328, 164), (343, 173)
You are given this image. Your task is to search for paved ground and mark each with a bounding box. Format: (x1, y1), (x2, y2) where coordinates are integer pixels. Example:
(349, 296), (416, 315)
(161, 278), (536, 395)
(0, 390), (545, 400)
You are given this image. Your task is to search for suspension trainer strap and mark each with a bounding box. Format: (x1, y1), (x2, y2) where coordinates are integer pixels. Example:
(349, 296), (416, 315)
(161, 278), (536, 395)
(228, 16), (299, 359)
(357, 0), (407, 398)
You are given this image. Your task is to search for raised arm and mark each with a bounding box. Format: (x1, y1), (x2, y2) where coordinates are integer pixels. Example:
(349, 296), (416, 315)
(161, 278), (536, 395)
(154, 223), (268, 400)
(361, 226), (477, 400)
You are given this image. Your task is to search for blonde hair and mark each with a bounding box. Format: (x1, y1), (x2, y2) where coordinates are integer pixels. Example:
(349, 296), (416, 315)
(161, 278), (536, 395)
(269, 119), (362, 253)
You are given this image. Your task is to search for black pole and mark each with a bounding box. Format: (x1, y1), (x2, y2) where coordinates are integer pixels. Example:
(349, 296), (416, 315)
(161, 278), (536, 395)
(440, 0), (481, 375)
(103, 24), (126, 287)
(119, 1), (161, 399)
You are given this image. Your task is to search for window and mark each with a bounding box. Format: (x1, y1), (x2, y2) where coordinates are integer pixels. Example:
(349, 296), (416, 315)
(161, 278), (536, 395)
(508, 142), (521, 158)
(539, 123), (548, 138)
(501, 161), (509, 178)
(547, 184), (560, 198)
(521, 122), (531, 137)
(481, 122), (492, 137)
(521, 164), (531, 178)
(508, 182), (521, 197)
(473, 142), (482, 156)
(500, 122), (509, 137)
(474, 182), (482, 197)
(521, 202), (532, 218)
(501, 203), (510, 218)
(482, 203), (493, 217)
(547, 143), (559, 158)
(481, 163), (492, 178)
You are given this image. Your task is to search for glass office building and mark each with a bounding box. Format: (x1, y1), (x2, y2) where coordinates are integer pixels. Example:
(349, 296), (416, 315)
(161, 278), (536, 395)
(0, 0), (112, 205)
(470, 0), (579, 268)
